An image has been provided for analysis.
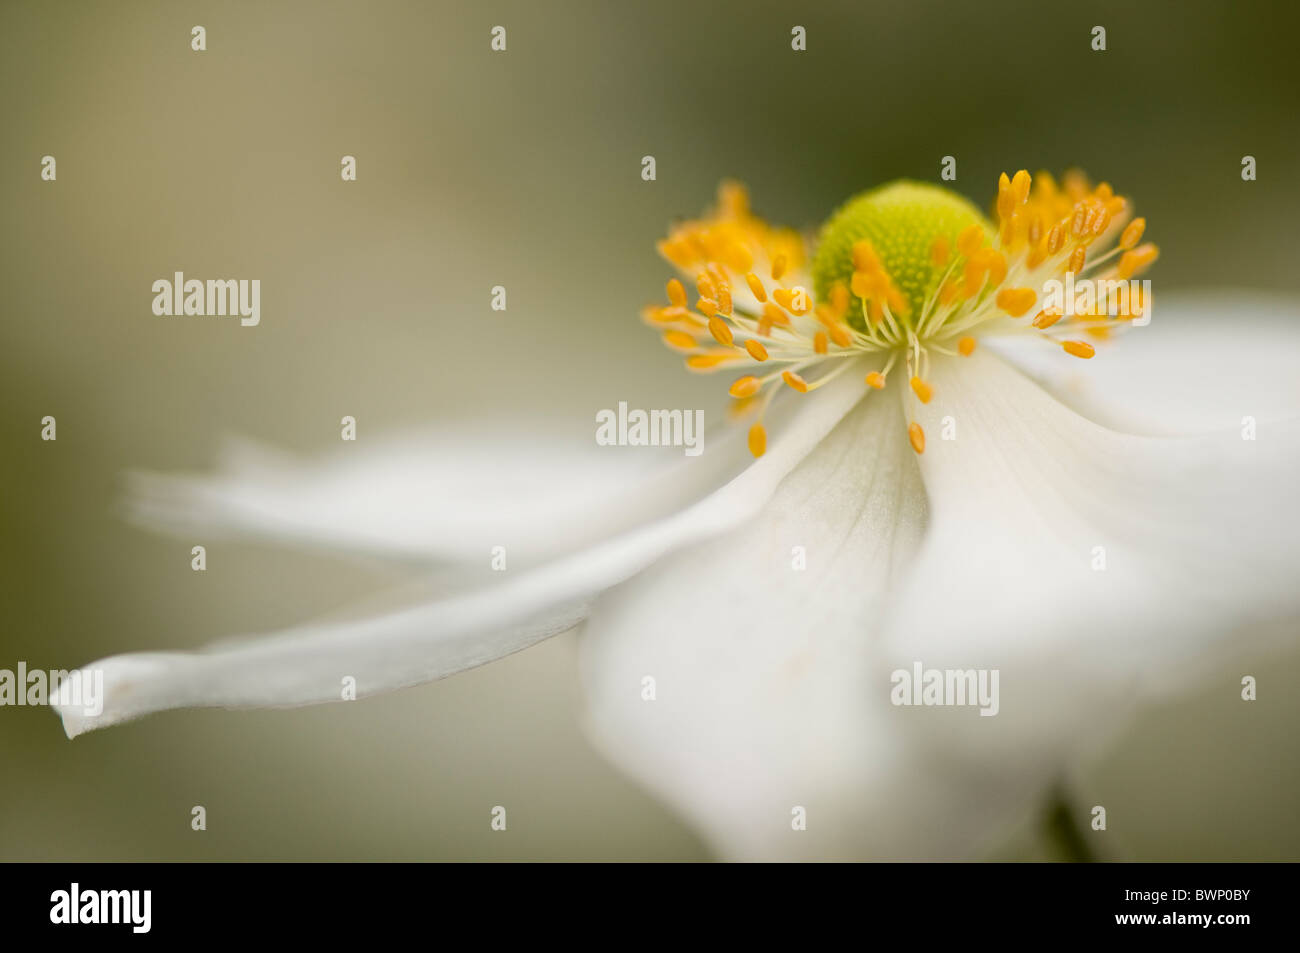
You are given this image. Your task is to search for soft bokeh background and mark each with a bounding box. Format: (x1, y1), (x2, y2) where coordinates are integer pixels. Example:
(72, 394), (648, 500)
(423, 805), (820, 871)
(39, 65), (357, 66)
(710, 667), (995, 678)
(2, 0), (1298, 860)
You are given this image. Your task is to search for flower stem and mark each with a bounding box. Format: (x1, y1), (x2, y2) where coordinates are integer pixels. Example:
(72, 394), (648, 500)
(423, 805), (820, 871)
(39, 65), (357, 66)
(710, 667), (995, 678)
(1042, 784), (1099, 863)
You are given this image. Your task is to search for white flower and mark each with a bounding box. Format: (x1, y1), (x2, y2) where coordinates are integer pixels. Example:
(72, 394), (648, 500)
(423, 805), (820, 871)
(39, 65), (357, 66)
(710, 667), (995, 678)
(53, 175), (1300, 860)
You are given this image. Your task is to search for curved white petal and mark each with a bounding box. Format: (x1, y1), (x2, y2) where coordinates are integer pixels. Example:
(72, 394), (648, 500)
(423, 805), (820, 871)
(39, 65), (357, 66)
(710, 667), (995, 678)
(125, 419), (752, 569)
(877, 350), (1300, 838)
(580, 388), (936, 860)
(986, 289), (1300, 434)
(57, 371), (868, 738)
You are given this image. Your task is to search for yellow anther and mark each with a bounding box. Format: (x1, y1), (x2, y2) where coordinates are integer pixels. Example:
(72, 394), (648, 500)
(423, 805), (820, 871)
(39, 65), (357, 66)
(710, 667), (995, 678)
(1046, 224), (1065, 254)
(771, 253), (787, 281)
(828, 323), (851, 348)
(958, 336), (976, 356)
(1062, 340), (1095, 359)
(1070, 204), (1089, 237)
(909, 376), (933, 404)
(666, 278), (687, 308)
(865, 371), (886, 389)
(772, 287), (795, 310)
(745, 272), (767, 303)
(1031, 308), (1062, 329)
(782, 371), (809, 393)
(1119, 217), (1146, 250)
(969, 246), (1006, 282)
(745, 339), (769, 361)
(852, 240), (882, 272)
(697, 273), (716, 300)
(719, 180), (750, 217)
(1117, 243), (1159, 279)
(729, 375), (761, 398)
(851, 271), (875, 298)
(663, 330), (697, 351)
(724, 241), (754, 273)
(995, 287), (1037, 317)
(1066, 245), (1086, 275)
(930, 235), (950, 266)
(645, 305), (689, 324)
(686, 353), (735, 370)
(813, 330), (828, 354)
(762, 301), (790, 327)
(908, 422), (926, 454)
(957, 223), (984, 258)
(716, 286), (733, 315)
(1011, 169), (1032, 204)
(707, 316), (734, 347)
(748, 422), (767, 457)
(829, 281), (850, 318)
(996, 172), (1014, 220)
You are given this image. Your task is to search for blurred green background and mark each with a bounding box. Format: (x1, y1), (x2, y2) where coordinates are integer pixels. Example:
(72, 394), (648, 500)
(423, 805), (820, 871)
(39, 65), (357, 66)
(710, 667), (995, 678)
(2, 0), (1297, 860)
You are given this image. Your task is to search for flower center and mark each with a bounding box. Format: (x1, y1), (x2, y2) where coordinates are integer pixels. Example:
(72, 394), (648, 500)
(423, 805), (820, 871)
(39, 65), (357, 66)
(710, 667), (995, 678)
(647, 172), (1159, 459)
(811, 181), (991, 334)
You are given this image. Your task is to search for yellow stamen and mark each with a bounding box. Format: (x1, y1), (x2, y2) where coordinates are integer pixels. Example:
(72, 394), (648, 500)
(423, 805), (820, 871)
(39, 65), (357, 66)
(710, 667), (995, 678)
(748, 422), (767, 457)
(1067, 246), (1086, 275)
(762, 302), (790, 327)
(1120, 217), (1146, 250)
(908, 422), (925, 454)
(782, 371), (809, 393)
(1063, 340), (1095, 359)
(666, 278), (686, 308)
(957, 223), (984, 258)
(1117, 243), (1159, 279)
(729, 375), (761, 398)
(995, 287), (1037, 317)
(813, 330), (828, 354)
(696, 297), (718, 318)
(686, 351), (739, 370)
(930, 235), (950, 266)
(910, 376), (933, 404)
(958, 336), (976, 356)
(1011, 169), (1031, 204)
(707, 316), (734, 347)
(865, 371), (886, 389)
(716, 286), (733, 316)
(745, 272), (767, 303)
(771, 253), (787, 280)
(745, 339), (769, 361)
(663, 330), (696, 351)
(1032, 308), (1063, 329)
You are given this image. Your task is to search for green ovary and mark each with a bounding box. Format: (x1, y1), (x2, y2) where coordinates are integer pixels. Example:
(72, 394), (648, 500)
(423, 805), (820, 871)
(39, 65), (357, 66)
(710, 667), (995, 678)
(811, 180), (992, 332)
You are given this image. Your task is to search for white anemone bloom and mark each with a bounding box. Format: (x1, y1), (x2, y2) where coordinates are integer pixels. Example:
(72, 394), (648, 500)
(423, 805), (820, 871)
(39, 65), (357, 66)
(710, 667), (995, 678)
(54, 174), (1300, 861)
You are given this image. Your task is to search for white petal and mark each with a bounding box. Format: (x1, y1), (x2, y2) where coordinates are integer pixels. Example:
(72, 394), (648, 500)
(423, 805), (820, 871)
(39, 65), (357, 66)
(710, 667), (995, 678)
(986, 290), (1300, 434)
(57, 371), (868, 738)
(877, 350), (1300, 838)
(580, 387), (935, 860)
(126, 420), (752, 569)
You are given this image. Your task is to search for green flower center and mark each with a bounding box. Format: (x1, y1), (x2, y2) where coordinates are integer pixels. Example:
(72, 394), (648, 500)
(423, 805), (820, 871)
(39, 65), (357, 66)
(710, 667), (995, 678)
(811, 180), (992, 332)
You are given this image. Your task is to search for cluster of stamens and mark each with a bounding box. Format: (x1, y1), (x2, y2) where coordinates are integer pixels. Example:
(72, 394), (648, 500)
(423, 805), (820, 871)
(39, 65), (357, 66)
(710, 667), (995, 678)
(645, 173), (1158, 457)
